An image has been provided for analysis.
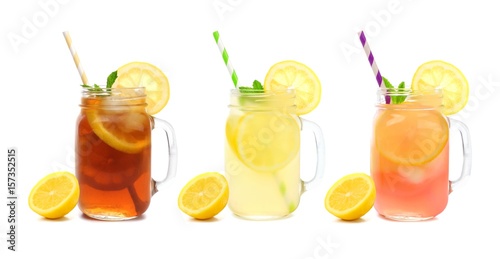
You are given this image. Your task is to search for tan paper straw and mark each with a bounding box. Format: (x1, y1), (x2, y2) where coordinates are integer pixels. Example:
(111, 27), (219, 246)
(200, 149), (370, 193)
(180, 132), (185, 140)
(62, 31), (88, 85)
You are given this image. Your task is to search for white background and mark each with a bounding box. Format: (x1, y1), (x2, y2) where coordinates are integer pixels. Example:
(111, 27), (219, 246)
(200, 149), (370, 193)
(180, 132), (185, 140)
(1, 0), (499, 258)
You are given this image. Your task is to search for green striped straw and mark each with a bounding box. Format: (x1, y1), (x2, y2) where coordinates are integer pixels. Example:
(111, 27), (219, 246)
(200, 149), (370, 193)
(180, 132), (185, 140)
(213, 31), (239, 88)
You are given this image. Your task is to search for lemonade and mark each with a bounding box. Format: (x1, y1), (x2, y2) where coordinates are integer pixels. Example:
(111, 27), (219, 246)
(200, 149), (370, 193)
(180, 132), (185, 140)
(363, 56), (474, 221)
(225, 89), (302, 219)
(371, 92), (450, 220)
(212, 33), (325, 219)
(358, 27), (471, 221)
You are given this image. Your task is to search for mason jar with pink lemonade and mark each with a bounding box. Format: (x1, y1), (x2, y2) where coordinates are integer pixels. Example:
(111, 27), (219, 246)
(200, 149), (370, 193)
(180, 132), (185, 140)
(371, 88), (471, 221)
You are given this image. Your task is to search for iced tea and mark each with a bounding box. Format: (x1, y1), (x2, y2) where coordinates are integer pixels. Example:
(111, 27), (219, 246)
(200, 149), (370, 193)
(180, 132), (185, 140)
(76, 88), (153, 220)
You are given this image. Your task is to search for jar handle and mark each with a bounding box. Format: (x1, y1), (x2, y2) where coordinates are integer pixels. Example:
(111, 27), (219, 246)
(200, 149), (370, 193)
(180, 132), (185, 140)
(151, 116), (178, 195)
(448, 117), (472, 193)
(300, 118), (326, 193)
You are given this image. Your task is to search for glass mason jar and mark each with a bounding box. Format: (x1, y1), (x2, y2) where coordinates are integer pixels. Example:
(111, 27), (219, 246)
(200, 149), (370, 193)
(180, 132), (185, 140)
(225, 89), (325, 220)
(370, 88), (472, 221)
(75, 87), (177, 220)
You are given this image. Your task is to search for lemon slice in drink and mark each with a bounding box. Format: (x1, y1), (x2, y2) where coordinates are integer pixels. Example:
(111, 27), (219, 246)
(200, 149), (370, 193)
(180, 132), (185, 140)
(28, 171), (80, 219)
(112, 61), (170, 115)
(411, 60), (469, 115)
(374, 107), (449, 166)
(324, 173), (376, 221)
(86, 61), (167, 154)
(264, 60), (322, 115)
(233, 112), (300, 172)
(178, 172), (229, 220)
(86, 106), (151, 154)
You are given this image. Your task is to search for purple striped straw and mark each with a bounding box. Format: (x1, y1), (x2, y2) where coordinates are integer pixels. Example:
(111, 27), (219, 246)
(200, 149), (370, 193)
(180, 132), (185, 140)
(358, 31), (390, 104)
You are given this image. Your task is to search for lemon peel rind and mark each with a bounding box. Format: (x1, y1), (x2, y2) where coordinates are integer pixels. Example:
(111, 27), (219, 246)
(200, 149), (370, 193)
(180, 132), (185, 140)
(113, 61), (170, 116)
(324, 173), (376, 221)
(85, 110), (149, 154)
(264, 60), (322, 116)
(178, 172), (229, 220)
(411, 60), (469, 116)
(28, 171), (80, 219)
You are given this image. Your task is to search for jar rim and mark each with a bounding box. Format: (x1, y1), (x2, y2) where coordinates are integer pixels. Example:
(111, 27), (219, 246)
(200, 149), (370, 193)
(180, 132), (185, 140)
(81, 86), (147, 98)
(229, 88), (296, 110)
(375, 87), (444, 109)
(230, 88), (295, 95)
(377, 87), (442, 95)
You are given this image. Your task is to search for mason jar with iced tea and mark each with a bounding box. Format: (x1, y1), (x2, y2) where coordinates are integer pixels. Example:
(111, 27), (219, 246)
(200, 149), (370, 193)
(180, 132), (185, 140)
(76, 87), (176, 220)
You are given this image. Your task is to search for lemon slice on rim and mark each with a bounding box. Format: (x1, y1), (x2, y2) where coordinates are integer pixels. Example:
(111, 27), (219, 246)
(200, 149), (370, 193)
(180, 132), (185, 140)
(264, 60), (322, 115)
(324, 173), (376, 221)
(178, 172), (229, 220)
(112, 61), (170, 115)
(28, 171), (80, 219)
(411, 60), (469, 115)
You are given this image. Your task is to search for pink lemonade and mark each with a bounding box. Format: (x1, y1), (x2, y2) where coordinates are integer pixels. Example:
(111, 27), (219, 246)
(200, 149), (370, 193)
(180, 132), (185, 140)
(371, 102), (450, 221)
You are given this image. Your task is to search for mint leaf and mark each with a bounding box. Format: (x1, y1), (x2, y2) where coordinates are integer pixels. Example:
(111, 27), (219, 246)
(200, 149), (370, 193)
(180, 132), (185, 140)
(81, 70), (118, 94)
(382, 77), (406, 104)
(252, 80), (263, 90)
(106, 71), (118, 89)
(396, 81), (406, 104)
(238, 80), (264, 93)
(279, 181), (287, 196)
(382, 77), (394, 90)
(238, 86), (254, 93)
(81, 84), (103, 92)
